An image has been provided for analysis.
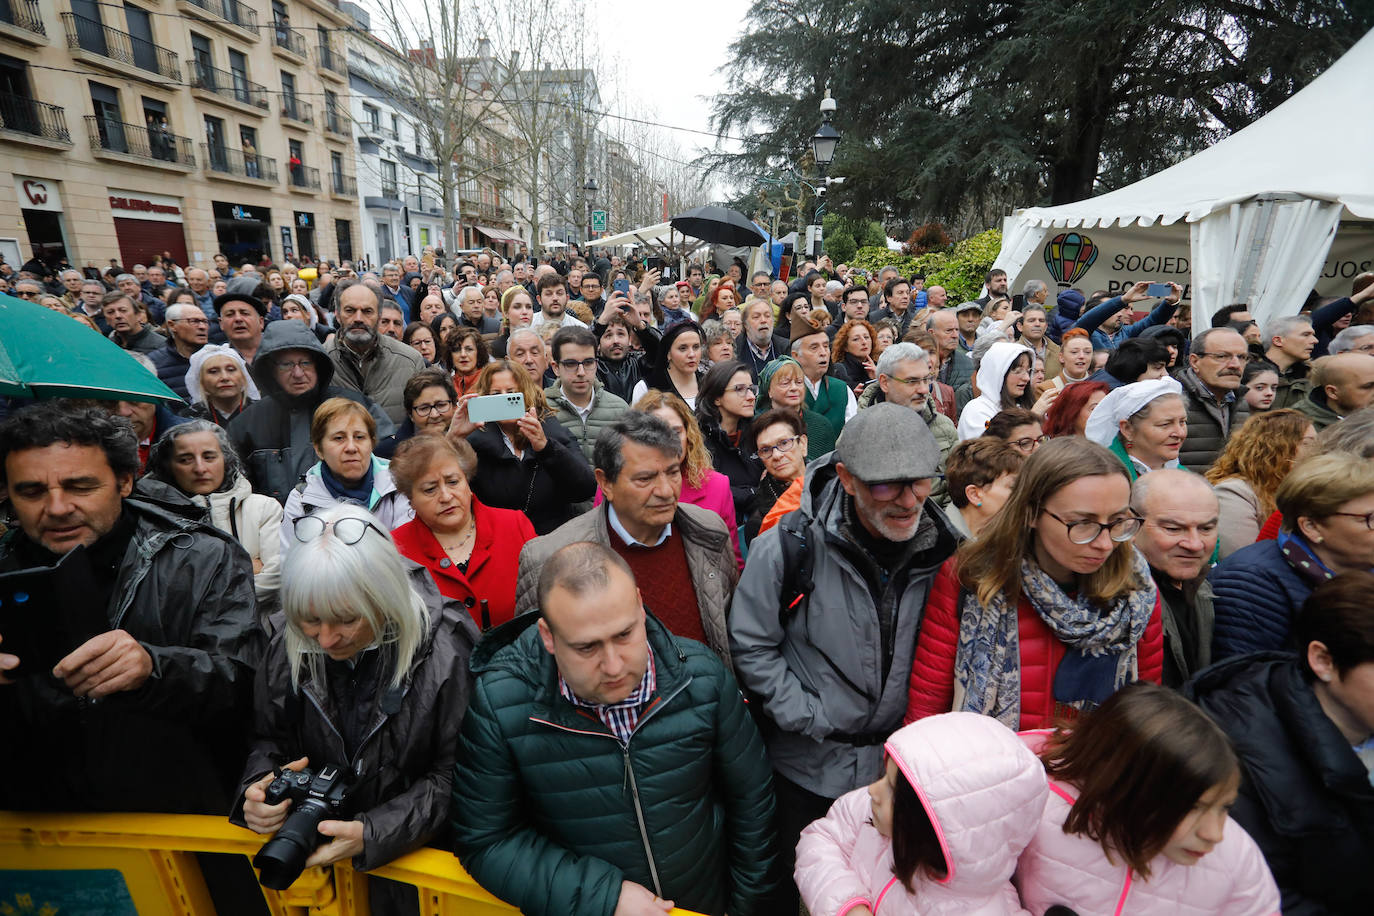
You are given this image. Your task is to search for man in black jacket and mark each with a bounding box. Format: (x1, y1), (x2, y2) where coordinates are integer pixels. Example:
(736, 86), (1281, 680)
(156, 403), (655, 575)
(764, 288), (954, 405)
(593, 294), (661, 402)
(0, 402), (262, 813)
(736, 299), (790, 381)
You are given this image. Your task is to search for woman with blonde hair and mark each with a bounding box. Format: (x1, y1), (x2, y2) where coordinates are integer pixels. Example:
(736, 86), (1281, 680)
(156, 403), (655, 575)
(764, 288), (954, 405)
(907, 436), (1163, 729)
(632, 389), (742, 568)
(235, 503), (475, 911)
(1205, 409), (1317, 558)
(449, 359), (595, 534)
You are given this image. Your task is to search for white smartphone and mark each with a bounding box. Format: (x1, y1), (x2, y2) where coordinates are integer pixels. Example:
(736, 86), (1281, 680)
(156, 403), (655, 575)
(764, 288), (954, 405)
(467, 392), (526, 423)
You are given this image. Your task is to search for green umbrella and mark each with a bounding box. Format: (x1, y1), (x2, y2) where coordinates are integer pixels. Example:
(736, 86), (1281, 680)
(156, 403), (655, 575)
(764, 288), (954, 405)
(0, 294), (183, 407)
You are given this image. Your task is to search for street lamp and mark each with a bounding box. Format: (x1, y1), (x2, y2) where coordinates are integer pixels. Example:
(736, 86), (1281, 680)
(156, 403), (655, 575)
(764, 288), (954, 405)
(810, 94), (840, 256)
(811, 95), (840, 179)
(583, 178), (598, 249)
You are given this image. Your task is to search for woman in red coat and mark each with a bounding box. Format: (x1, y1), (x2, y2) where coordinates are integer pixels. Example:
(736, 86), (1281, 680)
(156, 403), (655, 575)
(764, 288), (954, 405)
(906, 437), (1163, 730)
(389, 435), (535, 631)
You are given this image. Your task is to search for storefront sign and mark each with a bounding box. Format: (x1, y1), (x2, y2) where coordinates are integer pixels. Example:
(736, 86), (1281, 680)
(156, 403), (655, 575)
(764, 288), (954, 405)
(14, 176), (62, 212)
(295, 211), (313, 229)
(108, 189), (183, 222)
(213, 201), (271, 223)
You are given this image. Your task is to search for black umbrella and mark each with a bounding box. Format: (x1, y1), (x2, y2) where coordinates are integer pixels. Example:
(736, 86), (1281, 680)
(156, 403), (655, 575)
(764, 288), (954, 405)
(670, 205), (767, 248)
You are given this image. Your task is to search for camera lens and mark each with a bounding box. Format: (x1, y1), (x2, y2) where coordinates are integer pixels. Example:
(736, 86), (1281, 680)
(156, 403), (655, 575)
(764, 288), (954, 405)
(253, 798), (331, 890)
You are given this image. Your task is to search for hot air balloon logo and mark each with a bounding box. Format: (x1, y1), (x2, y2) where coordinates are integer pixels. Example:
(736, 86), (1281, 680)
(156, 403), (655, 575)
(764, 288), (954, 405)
(1044, 232), (1099, 287)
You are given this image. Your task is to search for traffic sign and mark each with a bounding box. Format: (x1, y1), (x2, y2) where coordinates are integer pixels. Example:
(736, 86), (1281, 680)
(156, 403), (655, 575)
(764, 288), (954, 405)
(591, 209), (608, 233)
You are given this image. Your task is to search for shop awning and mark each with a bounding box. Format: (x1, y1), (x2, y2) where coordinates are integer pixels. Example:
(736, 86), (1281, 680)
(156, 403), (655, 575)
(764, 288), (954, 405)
(474, 225), (523, 244)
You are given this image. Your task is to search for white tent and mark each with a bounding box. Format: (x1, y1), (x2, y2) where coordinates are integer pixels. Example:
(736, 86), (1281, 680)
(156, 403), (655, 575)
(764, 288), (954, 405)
(994, 30), (1374, 327)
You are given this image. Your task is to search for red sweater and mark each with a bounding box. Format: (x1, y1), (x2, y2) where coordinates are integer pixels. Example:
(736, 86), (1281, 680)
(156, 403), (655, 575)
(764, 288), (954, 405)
(906, 559), (1164, 729)
(610, 526), (706, 645)
(391, 499), (535, 630)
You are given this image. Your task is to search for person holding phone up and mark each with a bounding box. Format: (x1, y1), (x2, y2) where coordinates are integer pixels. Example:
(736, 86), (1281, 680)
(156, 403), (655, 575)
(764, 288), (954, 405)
(448, 359), (596, 535)
(1074, 281), (1183, 351)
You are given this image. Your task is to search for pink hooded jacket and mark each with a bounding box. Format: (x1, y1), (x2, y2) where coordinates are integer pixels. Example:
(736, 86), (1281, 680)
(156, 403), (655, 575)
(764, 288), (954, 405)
(795, 712), (1048, 915)
(1014, 731), (1280, 916)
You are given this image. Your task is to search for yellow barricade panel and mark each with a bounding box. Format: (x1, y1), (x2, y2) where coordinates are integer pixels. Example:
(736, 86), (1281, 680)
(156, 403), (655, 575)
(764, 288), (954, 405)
(0, 813), (705, 915)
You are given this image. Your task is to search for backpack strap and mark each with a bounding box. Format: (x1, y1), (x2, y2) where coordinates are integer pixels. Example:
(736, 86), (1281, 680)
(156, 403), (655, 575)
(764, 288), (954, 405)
(776, 509), (813, 624)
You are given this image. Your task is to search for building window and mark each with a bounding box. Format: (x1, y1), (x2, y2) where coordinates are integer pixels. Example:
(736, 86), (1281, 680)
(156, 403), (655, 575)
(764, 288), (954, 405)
(363, 104), (379, 132)
(336, 219), (353, 262)
(380, 160), (398, 199)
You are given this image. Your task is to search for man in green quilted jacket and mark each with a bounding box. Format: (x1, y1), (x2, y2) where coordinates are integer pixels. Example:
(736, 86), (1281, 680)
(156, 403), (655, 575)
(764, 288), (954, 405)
(451, 542), (776, 916)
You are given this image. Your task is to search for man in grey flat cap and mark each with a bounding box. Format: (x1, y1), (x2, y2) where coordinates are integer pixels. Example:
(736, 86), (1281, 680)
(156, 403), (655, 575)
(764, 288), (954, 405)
(727, 402), (961, 911)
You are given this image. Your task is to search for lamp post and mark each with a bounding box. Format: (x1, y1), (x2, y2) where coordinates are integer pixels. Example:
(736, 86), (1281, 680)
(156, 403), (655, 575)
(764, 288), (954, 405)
(810, 94), (841, 255)
(583, 178), (598, 249)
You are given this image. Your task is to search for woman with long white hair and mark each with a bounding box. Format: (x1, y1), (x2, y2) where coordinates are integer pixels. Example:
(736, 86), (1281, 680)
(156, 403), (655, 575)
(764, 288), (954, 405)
(234, 503), (474, 914)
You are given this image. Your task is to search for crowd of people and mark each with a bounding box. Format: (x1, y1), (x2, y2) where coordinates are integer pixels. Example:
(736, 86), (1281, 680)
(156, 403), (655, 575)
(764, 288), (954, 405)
(1, 245), (1372, 916)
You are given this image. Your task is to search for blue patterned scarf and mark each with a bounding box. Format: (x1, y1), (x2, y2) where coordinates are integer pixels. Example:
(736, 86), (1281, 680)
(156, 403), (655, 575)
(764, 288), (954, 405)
(953, 549), (1157, 728)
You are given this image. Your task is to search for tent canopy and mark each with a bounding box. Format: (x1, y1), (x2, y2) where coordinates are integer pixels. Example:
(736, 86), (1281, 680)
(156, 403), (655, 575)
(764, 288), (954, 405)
(995, 30), (1373, 327)
(1010, 29), (1374, 230)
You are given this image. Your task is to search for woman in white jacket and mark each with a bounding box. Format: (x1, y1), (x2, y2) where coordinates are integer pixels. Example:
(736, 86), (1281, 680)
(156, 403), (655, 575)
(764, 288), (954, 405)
(795, 713), (1047, 915)
(147, 419), (283, 612)
(957, 340), (1036, 440)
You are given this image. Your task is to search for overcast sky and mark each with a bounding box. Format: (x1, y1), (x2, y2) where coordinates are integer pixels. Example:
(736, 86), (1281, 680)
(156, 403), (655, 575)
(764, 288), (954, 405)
(590, 0), (749, 163)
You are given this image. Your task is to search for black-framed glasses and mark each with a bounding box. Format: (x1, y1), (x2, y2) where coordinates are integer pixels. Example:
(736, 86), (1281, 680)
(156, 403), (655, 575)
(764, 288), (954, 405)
(293, 515), (387, 545)
(1042, 509), (1143, 544)
(755, 435), (800, 460)
(1328, 510), (1374, 530)
(412, 399), (453, 416)
(557, 357), (597, 373)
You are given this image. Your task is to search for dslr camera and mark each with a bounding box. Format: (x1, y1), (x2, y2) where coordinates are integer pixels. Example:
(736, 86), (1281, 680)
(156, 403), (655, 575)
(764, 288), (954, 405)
(252, 765), (352, 890)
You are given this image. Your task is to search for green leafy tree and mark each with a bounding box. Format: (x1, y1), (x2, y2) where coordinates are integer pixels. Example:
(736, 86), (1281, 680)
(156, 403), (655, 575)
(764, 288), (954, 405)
(706, 0), (1369, 227)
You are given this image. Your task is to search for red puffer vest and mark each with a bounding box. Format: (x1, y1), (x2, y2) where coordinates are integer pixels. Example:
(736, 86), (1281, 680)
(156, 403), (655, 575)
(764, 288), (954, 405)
(906, 559), (1164, 728)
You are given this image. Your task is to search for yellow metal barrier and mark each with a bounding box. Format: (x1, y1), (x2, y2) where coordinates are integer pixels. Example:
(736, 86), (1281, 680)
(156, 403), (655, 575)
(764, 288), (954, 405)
(0, 812), (704, 915)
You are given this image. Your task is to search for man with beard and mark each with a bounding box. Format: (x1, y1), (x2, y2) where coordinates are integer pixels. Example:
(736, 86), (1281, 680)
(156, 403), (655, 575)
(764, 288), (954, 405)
(1177, 327), (1250, 472)
(729, 403), (959, 911)
(532, 273), (585, 330)
(323, 280), (426, 425)
(1131, 471), (1219, 687)
(736, 298), (790, 381)
(217, 292), (266, 365)
(229, 319), (391, 502)
(592, 295), (661, 402)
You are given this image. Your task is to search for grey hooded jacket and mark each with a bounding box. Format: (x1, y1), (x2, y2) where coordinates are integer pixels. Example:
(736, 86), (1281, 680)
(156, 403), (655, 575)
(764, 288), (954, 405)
(727, 458), (959, 798)
(228, 320), (393, 503)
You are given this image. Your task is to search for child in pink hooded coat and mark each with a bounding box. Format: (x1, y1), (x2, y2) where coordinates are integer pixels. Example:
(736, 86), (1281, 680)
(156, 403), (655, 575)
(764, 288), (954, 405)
(1015, 684), (1280, 915)
(795, 712), (1047, 915)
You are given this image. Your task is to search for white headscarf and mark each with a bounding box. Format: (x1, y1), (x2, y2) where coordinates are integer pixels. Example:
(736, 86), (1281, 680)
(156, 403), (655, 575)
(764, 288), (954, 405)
(1084, 376), (1183, 447)
(282, 293), (318, 328)
(186, 343), (261, 405)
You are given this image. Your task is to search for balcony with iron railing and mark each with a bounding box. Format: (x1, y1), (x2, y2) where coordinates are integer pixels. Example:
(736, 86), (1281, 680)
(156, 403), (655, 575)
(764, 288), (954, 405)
(62, 12), (180, 81)
(281, 95), (314, 125)
(0, 0), (46, 44)
(271, 22), (307, 59)
(186, 61), (270, 112)
(0, 91), (72, 146)
(288, 163), (321, 192)
(85, 115), (195, 168)
(317, 43), (345, 79)
(331, 172), (357, 197)
(201, 145), (277, 183)
(176, 0), (259, 37)
(323, 107), (348, 137)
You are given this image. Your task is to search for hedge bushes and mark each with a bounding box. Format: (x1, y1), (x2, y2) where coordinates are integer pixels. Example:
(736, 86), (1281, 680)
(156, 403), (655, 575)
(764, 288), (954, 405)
(848, 229), (1003, 303)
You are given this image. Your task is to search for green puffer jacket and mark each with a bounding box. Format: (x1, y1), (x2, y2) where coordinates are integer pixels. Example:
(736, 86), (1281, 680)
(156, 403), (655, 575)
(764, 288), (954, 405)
(451, 613), (777, 916)
(544, 381), (630, 462)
